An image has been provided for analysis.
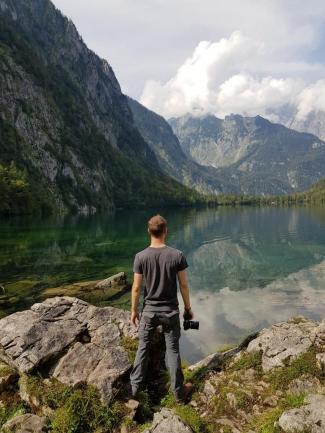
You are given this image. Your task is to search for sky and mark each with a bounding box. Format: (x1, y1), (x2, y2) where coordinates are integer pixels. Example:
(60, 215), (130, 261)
(52, 0), (325, 120)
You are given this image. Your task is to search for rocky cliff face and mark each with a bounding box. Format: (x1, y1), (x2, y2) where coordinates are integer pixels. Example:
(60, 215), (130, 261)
(170, 113), (325, 195)
(0, 0), (200, 214)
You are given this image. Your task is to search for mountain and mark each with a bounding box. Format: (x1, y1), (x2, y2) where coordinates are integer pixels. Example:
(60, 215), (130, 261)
(287, 110), (325, 142)
(0, 0), (202, 215)
(170, 113), (325, 195)
(127, 97), (238, 195)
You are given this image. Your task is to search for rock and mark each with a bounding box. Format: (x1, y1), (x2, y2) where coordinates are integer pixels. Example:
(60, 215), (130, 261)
(189, 333), (258, 372)
(311, 319), (325, 350)
(246, 319), (317, 371)
(213, 417), (241, 433)
(188, 347), (239, 371)
(53, 342), (130, 404)
(95, 272), (127, 289)
(316, 353), (325, 370)
(0, 297), (137, 404)
(263, 395), (278, 407)
(278, 394), (325, 433)
(125, 399), (140, 419)
(1, 413), (48, 433)
(287, 375), (321, 395)
(142, 408), (194, 433)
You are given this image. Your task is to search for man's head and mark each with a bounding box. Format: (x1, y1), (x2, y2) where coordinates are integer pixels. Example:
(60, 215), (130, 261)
(148, 214), (167, 239)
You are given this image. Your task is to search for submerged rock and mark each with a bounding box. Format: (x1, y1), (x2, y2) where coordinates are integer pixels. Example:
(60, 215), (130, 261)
(142, 408), (194, 433)
(42, 272), (129, 304)
(0, 296), (136, 403)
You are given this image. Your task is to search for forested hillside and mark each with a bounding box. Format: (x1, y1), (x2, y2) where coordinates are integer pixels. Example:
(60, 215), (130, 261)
(0, 0), (202, 215)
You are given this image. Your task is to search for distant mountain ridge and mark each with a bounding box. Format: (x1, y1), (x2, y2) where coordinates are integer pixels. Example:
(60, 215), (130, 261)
(169, 113), (325, 195)
(127, 97), (238, 194)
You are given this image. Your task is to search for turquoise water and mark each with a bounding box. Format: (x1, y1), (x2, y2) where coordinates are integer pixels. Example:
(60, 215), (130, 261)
(1, 207), (325, 363)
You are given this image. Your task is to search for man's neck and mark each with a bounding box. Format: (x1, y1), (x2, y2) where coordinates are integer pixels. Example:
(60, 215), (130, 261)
(150, 237), (166, 248)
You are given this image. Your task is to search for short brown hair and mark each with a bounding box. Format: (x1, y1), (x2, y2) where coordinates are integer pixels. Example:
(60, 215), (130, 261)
(148, 214), (167, 238)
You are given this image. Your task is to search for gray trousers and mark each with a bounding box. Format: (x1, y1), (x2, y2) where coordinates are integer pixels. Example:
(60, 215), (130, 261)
(130, 311), (184, 400)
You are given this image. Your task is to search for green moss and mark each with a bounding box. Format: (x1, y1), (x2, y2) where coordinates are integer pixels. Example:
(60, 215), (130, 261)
(0, 363), (15, 378)
(230, 350), (263, 373)
(209, 381), (256, 419)
(266, 350), (321, 390)
(121, 336), (139, 364)
(247, 393), (306, 433)
(249, 407), (283, 433)
(287, 316), (308, 325)
(0, 404), (26, 429)
(160, 391), (176, 408)
(50, 385), (123, 433)
(174, 405), (211, 433)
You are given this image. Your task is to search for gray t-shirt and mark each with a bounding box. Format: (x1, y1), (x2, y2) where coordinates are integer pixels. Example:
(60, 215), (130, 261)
(133, 246), (188, 312)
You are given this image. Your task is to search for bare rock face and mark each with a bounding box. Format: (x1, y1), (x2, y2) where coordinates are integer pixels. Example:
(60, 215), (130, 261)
(1, 413), (48, 433)
(246, 319), (318, 371)
(142, 409), (194, 433)
(0, 297), (136, 404)
(278, 394), (325, 433)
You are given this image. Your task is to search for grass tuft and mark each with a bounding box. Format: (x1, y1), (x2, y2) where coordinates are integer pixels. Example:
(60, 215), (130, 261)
(230, 350), (263, 373)
(121, 336), (139, 364)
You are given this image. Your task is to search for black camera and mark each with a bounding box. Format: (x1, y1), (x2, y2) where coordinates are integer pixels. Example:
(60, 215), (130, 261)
(183, 320), (200, 331)
(183, 311), (200, 331)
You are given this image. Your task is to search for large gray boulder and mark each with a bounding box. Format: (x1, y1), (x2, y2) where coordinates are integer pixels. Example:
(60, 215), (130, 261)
(278, 394), (325, 433)
(1, 413), (48, 433)
(0, 297), (136, 403)
(246, 318), (319, 371)
(142, 409), (194, 433)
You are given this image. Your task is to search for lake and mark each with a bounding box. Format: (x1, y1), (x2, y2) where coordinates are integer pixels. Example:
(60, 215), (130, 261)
(1, 206), (325, 363)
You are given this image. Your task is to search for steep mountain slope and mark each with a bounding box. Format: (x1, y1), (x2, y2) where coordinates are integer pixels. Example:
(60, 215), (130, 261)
(0, 0), (201, 215)
(127, 97), (237, 195)
(170, 113), (325, 195)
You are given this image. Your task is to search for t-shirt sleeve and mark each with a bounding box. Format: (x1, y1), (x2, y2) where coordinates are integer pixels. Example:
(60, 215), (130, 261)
(133, 254), (143, 274)
(177, 252), (188, 272)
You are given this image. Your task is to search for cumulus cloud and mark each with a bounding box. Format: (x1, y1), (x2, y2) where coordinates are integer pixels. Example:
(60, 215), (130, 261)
(140, 31), (325, 120)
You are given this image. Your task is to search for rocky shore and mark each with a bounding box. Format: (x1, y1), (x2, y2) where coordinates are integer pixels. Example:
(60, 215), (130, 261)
(0, 296), (324, 433)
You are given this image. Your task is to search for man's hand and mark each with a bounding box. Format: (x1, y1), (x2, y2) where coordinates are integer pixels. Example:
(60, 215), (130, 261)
(131, 310), (140, 327)
(183, 308), (194, 320)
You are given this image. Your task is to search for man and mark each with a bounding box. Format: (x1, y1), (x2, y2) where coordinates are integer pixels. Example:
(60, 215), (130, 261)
(130, 214), (194, 403)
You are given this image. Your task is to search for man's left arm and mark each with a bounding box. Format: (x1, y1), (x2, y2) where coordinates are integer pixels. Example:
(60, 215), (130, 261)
(131, 273), (143, 326)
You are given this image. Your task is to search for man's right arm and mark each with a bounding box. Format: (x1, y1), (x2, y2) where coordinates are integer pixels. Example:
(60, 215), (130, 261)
(177, 269), (194, 319)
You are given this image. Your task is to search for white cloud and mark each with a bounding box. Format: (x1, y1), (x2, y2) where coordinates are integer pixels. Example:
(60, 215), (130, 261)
(140, 31), (325, 120)
(51, 0), (325, 101)
(295, 80), (325, 120)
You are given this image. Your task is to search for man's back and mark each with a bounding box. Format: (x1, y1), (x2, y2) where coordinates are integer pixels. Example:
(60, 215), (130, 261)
(133, 245), (188, 312)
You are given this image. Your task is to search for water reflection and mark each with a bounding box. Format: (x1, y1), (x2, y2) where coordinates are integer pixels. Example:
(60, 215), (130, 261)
(182, 260), (325, 363)
(1, 206), (325, 362)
